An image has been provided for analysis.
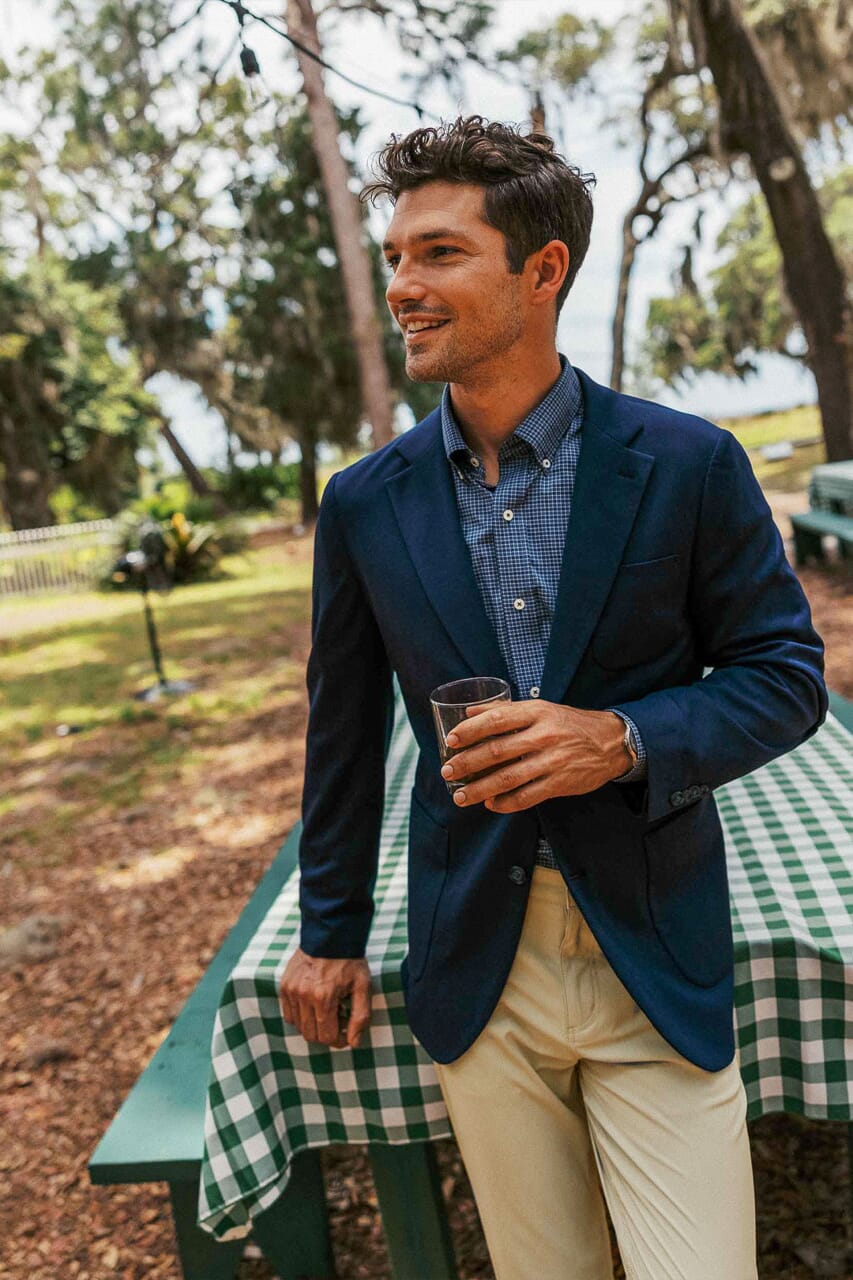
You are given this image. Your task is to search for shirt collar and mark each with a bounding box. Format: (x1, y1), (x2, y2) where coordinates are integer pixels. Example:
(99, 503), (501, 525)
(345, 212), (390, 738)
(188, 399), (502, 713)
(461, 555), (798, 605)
(440, 352), (582, 471)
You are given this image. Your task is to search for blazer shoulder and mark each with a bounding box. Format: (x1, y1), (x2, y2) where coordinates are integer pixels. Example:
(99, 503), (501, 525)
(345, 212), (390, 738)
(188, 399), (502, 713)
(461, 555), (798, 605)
(620, 391), (731, 464)
(576, 368), (729, 469)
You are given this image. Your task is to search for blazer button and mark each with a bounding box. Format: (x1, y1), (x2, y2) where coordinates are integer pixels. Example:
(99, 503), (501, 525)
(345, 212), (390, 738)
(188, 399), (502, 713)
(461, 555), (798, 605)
(508, 865), (527, 885)
(670, 790), (685, 808)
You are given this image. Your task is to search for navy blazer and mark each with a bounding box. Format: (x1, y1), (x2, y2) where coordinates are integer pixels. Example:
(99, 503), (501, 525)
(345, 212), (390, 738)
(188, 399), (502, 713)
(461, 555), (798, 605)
(298, 369), (827, 1069)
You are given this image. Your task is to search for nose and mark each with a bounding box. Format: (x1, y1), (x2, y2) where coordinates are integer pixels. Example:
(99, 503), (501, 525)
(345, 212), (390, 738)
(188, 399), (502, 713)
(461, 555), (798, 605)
(385, 255), (427, 312)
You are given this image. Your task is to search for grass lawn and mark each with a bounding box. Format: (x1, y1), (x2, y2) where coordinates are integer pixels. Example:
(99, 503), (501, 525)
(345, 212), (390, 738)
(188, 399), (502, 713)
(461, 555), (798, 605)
(0, 540), (313, 862)
(721, 402), (825, 491)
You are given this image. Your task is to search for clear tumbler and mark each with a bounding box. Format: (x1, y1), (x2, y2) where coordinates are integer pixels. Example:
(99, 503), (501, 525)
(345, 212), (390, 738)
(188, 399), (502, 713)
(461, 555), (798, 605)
(429, 677), (511, 794)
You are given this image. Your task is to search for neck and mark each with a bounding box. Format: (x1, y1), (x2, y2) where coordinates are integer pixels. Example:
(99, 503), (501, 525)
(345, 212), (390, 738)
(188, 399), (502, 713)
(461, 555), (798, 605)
(448, 345), (563, 461)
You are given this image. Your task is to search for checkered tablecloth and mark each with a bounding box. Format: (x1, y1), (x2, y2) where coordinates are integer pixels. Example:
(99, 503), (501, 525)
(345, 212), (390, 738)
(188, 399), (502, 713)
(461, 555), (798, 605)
(198, 705), (853, 1241)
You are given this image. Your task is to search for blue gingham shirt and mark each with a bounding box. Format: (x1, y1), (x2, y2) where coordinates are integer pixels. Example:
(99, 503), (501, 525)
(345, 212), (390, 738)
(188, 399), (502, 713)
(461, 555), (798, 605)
(440, 353), (646, 868)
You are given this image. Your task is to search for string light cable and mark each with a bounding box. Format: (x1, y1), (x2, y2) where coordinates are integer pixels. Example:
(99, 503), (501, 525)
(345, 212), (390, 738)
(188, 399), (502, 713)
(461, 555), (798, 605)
(214, 0), (440, 120)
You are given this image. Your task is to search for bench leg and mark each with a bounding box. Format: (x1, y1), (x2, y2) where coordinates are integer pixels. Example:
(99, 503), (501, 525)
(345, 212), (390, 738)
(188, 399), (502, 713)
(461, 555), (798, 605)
(793, 527), (824, 565)
(250, 1148), (336, 1279)
(369, 1142), (458, 1280)
(848, 1122), (853, 1271)
(169, 1178), (244, 1280)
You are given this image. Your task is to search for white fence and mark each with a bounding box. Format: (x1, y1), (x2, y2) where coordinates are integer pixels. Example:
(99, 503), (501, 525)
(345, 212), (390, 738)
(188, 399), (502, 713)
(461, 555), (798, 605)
(0, 519), (119, 598)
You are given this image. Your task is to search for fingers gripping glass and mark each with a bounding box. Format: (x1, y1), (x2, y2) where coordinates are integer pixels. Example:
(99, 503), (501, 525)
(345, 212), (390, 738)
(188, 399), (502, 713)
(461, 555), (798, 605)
(429, 677), (512, 794)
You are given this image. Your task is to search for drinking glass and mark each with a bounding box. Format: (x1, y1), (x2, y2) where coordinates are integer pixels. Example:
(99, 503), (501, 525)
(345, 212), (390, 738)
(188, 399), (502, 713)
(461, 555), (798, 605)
(429, 677), (511, 794)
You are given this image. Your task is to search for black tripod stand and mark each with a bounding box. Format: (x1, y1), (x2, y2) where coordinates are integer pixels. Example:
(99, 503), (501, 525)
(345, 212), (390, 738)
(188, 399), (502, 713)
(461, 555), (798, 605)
(133, 569), (195, 702)
(112, 521), (196, 702)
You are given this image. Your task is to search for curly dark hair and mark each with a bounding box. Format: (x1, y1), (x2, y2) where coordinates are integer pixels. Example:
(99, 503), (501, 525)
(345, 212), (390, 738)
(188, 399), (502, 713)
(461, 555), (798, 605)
(360, 114), (596, 318)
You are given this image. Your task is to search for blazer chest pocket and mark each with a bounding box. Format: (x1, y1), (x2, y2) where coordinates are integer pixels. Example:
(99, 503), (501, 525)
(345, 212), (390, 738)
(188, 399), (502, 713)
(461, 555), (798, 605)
(591, 555), (682, 671)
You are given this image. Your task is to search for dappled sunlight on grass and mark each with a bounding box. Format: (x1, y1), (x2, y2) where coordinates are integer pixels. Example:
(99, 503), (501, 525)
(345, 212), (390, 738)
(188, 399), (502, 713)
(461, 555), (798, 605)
(1, 543), (314, 868)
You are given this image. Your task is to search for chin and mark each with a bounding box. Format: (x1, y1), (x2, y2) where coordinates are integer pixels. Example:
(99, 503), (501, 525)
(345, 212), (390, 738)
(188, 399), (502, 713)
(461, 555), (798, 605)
(405, 354), (450, 383)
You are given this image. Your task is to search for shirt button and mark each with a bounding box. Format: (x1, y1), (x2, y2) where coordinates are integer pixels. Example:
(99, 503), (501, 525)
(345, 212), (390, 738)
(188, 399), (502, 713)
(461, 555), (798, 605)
(529, 686), (540, 698)
(513, 598), (525, 611)
(470, 456), (480, 467)
(503, 509), (514, 521)
(542, 459), (551, 469)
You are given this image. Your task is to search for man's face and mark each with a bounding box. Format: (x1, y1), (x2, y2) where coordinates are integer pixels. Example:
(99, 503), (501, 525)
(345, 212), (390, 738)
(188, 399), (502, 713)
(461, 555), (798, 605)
(383, 181), (528, 383)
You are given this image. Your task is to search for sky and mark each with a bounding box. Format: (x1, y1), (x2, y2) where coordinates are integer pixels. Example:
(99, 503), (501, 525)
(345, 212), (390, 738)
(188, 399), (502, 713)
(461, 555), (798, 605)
(4, 0), (824, 470)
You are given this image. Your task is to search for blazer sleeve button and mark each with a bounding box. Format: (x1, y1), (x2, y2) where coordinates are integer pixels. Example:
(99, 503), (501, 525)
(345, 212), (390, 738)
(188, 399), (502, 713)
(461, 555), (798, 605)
(508, 866), (527, 885)
(670, 791), (685, 808)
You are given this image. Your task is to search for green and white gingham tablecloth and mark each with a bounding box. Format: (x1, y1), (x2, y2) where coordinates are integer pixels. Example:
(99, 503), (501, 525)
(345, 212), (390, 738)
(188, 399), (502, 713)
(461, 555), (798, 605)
(198, 706), (853, 1241)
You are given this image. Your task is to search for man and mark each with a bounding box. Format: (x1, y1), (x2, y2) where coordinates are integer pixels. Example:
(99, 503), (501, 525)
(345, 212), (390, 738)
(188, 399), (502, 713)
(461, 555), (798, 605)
(279, 116), (826, 1279)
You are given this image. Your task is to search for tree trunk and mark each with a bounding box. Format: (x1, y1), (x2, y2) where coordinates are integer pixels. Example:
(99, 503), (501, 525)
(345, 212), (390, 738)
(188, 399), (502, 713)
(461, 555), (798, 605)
(0, 411), (55, 530)
(299, 430), (319, 526)
(686, 0), (852, 460)
(611, 211), (640, 392)
(156, 416), (229, 515)
(286, 0), (396, 450)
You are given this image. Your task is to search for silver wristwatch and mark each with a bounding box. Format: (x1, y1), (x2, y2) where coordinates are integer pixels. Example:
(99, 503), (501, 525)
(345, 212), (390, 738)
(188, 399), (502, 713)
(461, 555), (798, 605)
(620, 717), (639, 771)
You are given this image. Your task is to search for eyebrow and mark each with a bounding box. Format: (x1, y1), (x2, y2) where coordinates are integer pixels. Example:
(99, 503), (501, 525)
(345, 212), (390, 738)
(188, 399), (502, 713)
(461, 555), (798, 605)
(382, 228), (473, 253)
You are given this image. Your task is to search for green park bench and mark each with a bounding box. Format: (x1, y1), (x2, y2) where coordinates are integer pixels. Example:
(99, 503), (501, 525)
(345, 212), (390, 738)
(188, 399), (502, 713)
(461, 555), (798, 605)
(790, 509), (853, 566)
(88, 821), (457, 1280)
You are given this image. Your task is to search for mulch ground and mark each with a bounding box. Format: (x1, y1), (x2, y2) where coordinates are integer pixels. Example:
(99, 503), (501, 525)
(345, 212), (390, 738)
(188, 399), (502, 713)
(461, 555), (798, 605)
(1, 518), (851, 1280)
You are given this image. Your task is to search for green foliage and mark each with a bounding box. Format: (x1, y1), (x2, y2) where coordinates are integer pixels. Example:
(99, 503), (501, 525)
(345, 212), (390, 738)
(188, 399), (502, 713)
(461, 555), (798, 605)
(162, 511), (229, 585)
(130, 477), (217, 524)
(641, 165), (852, 388)
(106, 509), (248, 590)
(0, 250), (158, 526)
(49, 483), (109, 524)
(502, 12), (614, 91)
(216, 462), (302, 511)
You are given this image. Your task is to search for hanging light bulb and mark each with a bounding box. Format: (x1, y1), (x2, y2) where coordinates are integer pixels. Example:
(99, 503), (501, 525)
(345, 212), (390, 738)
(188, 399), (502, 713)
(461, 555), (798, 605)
(240, 44), (260, 78)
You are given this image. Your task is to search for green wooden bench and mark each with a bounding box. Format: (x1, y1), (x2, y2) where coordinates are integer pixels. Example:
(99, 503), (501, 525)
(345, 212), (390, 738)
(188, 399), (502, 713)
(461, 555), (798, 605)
(790, 509), (853, 566)
(88, 823), (457, 1280)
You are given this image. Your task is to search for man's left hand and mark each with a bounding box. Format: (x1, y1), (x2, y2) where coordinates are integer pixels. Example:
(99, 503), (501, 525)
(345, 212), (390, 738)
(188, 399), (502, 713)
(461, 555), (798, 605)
(441, 700), (632, 813)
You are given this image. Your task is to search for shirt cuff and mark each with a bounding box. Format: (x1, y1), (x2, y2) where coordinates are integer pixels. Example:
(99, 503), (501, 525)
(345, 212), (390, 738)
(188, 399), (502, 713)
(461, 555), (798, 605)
(607, 709), (648, 783)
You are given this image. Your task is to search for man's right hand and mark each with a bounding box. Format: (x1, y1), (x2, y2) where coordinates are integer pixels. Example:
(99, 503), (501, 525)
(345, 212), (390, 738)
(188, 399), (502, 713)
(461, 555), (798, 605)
(279, 949), (373, 1050)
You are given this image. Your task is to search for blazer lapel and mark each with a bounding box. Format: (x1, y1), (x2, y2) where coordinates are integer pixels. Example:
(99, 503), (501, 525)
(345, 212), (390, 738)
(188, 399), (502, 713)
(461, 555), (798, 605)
(539, 373), (655, 703)
(386, 415), (511, 684)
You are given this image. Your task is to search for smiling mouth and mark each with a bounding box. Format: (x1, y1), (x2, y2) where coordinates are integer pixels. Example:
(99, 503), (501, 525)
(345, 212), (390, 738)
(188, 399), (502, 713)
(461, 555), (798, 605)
(404, 320), (450, 343)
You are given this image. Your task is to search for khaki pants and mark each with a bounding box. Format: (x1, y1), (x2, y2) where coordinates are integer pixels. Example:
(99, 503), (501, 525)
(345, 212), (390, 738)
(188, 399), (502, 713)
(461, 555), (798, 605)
(432, 867), (757, 1280)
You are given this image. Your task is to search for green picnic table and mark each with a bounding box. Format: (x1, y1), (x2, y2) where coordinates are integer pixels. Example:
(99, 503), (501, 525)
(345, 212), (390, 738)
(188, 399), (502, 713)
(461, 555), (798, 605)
(90, 690), (853, 1279)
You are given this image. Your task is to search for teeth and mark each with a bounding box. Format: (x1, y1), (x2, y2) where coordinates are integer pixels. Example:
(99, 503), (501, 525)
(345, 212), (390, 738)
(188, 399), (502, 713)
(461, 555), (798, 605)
(406, 319), (447, 333)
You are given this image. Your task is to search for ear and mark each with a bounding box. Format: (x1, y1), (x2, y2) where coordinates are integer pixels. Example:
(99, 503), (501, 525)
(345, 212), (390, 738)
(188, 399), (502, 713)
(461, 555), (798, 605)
(531, 240), (569, 307)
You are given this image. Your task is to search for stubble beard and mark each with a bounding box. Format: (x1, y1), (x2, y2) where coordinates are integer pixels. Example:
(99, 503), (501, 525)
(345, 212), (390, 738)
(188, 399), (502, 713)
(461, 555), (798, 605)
(404, 283), (526, 386)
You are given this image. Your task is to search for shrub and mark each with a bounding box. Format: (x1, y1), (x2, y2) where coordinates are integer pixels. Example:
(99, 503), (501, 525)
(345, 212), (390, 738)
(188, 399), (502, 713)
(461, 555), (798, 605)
(131, 477), (218, 524)
(217, 462), (301, 511)
(103, 511), (248, 590)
